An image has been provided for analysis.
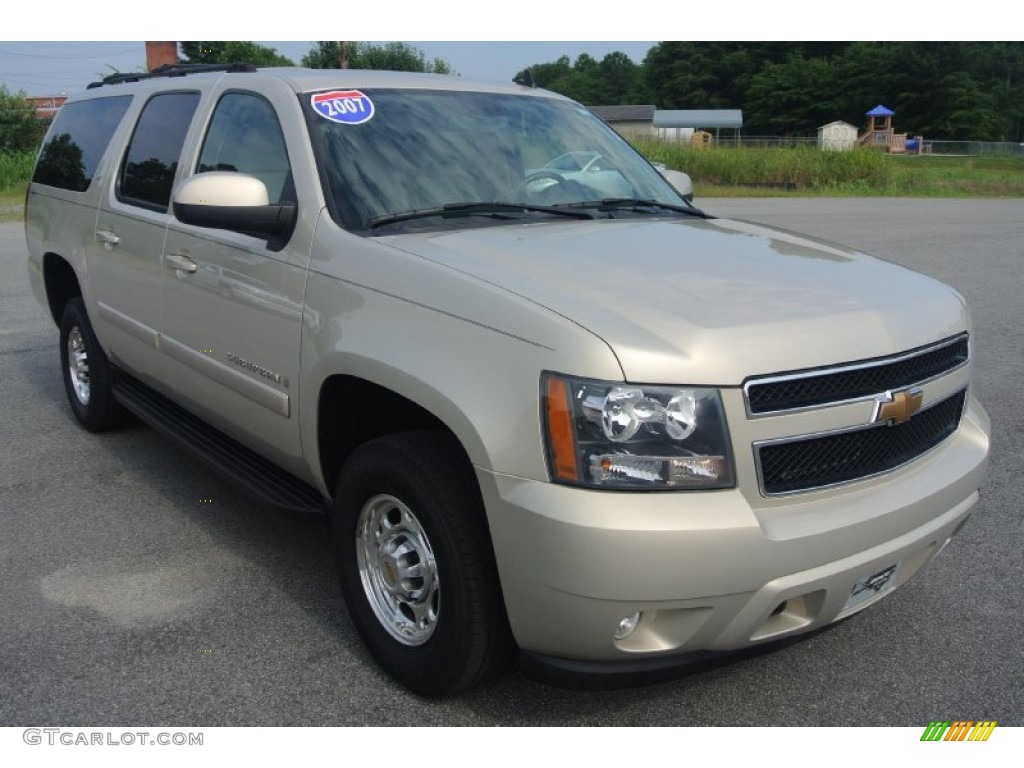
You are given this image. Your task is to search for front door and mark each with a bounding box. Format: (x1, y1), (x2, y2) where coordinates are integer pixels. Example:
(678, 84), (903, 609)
(159, 89), (311, 477)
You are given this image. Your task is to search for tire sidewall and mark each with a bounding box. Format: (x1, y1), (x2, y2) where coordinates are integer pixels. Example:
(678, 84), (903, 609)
(333, 437), (493, 696)
(58, 298), (122, 432)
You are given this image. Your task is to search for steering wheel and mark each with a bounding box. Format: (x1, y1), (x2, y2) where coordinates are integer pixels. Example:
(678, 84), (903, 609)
(519, 170), (568, 197)
(578, 153), (605, 173)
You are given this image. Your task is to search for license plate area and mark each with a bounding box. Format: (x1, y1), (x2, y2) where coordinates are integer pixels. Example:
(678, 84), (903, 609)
(843, 562), (900, 614)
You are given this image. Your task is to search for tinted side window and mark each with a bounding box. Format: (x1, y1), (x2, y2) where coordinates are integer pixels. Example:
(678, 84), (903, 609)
(32, 96), (132, 191)
(119, 92), (200, 211)
(197, 93), (293, 204)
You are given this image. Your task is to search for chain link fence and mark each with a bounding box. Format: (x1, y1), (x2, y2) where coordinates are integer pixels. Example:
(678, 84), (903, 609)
(711, 136), (1024, 156)
(925, 141), (1024, 156)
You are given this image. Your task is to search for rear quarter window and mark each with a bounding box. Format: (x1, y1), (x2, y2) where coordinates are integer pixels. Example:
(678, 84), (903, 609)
(32, 96), (132, 191)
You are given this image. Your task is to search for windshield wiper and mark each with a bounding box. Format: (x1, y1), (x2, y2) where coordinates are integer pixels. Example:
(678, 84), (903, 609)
(369, 201), (595, 229)
(561, 198), (711, 218)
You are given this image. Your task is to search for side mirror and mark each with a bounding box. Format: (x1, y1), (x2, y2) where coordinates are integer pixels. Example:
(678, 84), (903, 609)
(172, 172), (296, 236)
(655, 165), (694, 204)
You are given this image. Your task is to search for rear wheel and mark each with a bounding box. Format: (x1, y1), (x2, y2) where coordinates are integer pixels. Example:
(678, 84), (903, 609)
(333, 431), (510, 696)
(59, 298), (127, 432)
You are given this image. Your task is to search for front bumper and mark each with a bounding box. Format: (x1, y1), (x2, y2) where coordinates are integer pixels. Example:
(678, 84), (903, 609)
(477, 396), (989, 668)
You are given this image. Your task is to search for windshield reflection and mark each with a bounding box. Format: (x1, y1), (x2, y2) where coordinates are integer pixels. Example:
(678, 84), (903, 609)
(306, 88), (685, 232)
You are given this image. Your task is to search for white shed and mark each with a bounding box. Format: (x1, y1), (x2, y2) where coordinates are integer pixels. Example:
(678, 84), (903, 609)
(818, 121), (858, 151)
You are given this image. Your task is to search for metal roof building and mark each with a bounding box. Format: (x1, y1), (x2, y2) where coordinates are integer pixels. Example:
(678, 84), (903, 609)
(653, 109), (744, 130)
(589, 105), (656, 122)
(588, 106), (745, 141)
(653, 109), (743, 142)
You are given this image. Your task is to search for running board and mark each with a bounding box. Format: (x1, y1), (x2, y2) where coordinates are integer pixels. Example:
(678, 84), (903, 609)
(113, 376), (328, 515)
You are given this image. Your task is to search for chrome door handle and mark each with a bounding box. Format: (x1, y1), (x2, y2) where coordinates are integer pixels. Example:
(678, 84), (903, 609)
(95, 229), (120, 245)
(165, 251), (198, 274)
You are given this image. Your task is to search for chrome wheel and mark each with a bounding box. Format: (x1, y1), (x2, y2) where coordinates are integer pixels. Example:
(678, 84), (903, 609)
(66, 326), (91, 405)
(335, 433), (510, 695)
(58, 298), (127, 432)
(356, 494), (440, 646)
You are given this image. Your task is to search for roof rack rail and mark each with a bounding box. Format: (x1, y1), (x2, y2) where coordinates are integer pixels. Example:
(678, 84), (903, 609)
(87, 62), (258, 89)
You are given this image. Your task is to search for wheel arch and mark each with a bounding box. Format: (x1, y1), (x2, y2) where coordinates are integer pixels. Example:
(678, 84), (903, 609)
(42, 252), (83, 326)
(316, 374), (484, 506)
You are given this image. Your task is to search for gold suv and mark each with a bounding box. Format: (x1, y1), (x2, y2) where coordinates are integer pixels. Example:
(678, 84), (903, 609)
(25, 65), (990, 695)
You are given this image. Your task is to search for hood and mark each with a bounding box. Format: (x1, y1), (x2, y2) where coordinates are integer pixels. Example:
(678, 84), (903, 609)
(378, 216), (969, 384)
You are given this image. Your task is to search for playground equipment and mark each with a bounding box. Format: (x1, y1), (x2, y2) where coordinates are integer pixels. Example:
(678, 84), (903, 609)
(858, 105), (929, 154)
(690, 129), (713, 147)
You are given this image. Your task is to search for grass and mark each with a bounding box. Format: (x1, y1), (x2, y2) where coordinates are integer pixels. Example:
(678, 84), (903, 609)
(879, 154), (1024, 197)
(0, 187), (26, 222)
(0, 150), (34, 190)
(0, 150), (33, 221)
(632, 141), (1024, 198)
(636, 142), (893, 193)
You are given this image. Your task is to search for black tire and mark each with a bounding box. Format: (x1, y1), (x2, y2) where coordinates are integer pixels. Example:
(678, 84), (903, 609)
(58, 297), (127, 432)
(333, 431), (511, 696)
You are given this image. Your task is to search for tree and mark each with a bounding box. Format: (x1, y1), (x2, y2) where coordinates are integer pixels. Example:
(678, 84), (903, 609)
(514, 55), (571, 89)
(643, 42), (738, 110)
(745, 55), (836, 135)
(301, 42), (451, 74)
(179, 42), (294, 67)
(0, 85), (43, 152)
(599, 51), (644, 103)
(829, 42), (1013, 140)
(511, 42), (1024, 139)
(513, 51), (643, 105)
(302, 41), (344, 70)
(930, 71), (1004, 140)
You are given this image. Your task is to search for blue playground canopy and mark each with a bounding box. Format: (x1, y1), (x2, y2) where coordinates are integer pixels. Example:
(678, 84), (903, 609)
(866, 105), (895, 117)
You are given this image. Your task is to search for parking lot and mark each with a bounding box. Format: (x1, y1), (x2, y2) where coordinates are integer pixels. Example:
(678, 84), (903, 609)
(1, 198), (1020, 725)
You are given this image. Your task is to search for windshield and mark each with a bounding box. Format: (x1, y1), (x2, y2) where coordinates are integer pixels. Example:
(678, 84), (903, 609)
(305, 88), (689, 232)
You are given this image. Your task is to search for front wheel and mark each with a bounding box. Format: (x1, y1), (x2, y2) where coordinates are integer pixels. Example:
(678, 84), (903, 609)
(333, 431), (511, 696)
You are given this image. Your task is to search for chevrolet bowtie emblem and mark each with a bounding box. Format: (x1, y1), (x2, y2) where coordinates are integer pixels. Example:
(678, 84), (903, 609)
(873, 388), (924, 425)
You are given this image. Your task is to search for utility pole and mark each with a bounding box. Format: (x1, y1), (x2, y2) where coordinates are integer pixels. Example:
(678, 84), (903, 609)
(340, 41), (349, 70)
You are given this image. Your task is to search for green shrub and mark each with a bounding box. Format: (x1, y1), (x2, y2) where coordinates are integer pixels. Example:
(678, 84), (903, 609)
(0, 150), (36, 191)
(1, 85), (45, 153)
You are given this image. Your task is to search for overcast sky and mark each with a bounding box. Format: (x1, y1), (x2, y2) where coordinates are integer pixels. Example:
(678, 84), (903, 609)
(0, 42), (658, 96)
(2, 2), (995, 96)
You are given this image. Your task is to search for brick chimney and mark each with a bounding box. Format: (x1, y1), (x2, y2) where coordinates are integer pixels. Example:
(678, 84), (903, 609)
(146, 42), (179, 71)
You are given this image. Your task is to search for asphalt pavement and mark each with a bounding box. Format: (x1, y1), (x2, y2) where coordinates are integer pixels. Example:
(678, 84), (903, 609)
(1, 198), (1020, 725)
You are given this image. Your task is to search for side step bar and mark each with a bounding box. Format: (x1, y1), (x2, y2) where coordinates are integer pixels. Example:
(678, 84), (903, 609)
(113, 375), (328, 515)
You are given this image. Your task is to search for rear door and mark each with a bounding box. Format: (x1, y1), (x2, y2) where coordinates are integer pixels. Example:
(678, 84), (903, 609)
(88, 90), (201, 378)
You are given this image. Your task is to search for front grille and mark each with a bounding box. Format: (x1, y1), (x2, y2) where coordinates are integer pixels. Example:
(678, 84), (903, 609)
(745, 335), (969, 415)
(757, 389), (966, 495)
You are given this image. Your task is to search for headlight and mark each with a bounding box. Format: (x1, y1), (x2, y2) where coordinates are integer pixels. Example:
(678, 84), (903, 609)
(542, 373), (735, 490)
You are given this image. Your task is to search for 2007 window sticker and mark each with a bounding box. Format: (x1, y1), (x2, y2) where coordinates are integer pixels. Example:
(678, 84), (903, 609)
(311, 90), (375, 125)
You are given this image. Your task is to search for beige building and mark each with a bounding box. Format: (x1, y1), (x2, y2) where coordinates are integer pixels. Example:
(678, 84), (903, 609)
(588, 105), (656, 138)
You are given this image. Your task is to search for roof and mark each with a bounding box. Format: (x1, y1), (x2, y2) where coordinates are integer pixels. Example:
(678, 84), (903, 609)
(866, 105), (895, 117)
(589, 104), (656, 122)
(653, 109), (743, 129)
(74, 66), (558, 100)
(819, 120), (857, 129)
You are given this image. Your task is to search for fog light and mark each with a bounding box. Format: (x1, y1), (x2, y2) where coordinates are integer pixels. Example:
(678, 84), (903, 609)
(614, 612), (641, 640)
